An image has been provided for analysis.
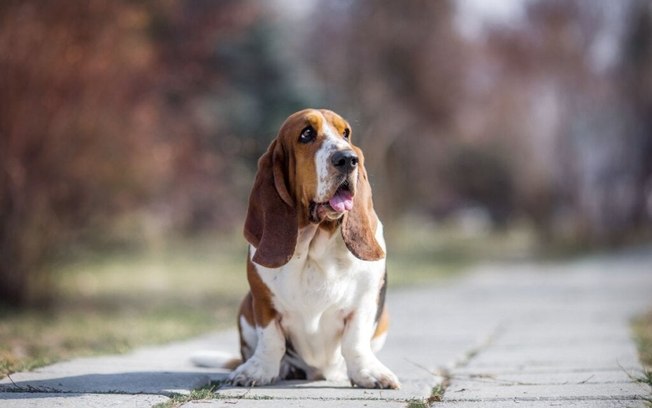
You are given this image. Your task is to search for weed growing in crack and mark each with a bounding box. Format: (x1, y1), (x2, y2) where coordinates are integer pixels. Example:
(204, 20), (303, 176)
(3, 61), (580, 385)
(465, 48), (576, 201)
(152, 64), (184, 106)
(154, 380), (225, 408)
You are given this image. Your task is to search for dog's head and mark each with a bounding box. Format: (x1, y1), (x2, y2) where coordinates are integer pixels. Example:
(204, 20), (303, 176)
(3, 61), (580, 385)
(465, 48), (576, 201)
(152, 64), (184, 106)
(244, 109), (384, 268)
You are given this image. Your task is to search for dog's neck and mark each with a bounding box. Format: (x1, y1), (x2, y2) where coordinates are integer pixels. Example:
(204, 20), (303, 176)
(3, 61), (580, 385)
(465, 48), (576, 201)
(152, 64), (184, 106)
(294, 222), (346, 260)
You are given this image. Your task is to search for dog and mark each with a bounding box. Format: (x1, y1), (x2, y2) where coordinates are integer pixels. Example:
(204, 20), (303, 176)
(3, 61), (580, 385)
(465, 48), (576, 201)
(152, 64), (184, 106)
(205, 109), (399, 389)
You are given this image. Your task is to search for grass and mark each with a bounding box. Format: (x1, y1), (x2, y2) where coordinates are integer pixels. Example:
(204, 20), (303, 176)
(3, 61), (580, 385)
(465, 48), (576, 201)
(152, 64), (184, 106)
(406, 399), (430, 408)
(0, 233), (248, 378)
(0, 219), (536, 379)
(633, 309), (652, 399)
(386, 218), (535, 287)
(634, 310), (652, 370)
(406, 382), (448, 407)
(153, 381), (225, 408)
(405, 369), (451, 407)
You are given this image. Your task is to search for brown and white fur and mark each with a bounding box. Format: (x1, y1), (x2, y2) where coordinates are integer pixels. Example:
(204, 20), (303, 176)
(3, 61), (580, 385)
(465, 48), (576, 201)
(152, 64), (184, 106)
(210, 109), (399, 389)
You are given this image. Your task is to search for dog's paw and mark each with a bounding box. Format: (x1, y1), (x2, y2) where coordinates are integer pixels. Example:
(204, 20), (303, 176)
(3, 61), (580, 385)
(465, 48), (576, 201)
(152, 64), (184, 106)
(348, 362), (400, 389)
(228, 358), (279, 387)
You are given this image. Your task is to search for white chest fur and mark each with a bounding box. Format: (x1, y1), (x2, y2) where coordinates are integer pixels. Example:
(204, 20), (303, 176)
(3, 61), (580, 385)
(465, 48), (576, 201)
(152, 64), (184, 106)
(251, 222), (386, 375)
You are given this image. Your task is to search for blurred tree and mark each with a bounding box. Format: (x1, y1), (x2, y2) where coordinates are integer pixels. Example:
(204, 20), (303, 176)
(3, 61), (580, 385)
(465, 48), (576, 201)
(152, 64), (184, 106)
(306, 0), (469, 220)
(146, 0), (311, 233)
(0, 1), (163, 305)
(0, 0), (309, 306)
(306, 0), (652, 245)
(618, 0), (652, 237)
(508, 0), (652, 244)
(463, 0), (652, 244)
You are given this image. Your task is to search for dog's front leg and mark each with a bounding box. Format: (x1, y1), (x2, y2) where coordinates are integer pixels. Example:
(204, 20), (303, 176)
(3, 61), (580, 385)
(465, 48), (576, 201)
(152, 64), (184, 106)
(342, 303), (400, 389)
(229, 320), (285, 386)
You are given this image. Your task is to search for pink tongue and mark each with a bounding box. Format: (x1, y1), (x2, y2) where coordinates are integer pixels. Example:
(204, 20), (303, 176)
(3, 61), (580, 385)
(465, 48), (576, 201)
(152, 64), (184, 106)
(329, 190), (354, 213)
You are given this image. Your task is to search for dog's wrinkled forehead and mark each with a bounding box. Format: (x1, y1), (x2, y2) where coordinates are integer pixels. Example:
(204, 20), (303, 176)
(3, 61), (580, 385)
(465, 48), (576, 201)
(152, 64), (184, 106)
(277, 109), (351, 147)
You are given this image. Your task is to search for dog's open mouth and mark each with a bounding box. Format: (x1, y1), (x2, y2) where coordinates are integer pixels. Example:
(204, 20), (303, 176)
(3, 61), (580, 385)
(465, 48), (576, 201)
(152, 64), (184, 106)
(310, 179), (354, 222)
(328, 180), (354, 213)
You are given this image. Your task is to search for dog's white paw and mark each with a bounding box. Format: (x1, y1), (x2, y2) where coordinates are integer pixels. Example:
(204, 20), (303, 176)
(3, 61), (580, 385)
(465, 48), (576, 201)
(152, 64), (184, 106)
(348, 361), (400, 389)
(228, 357), (279, 387)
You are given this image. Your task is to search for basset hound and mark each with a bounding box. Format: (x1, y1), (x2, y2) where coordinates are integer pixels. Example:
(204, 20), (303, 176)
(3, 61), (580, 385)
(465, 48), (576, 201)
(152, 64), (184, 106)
(230, 109), (399, 389)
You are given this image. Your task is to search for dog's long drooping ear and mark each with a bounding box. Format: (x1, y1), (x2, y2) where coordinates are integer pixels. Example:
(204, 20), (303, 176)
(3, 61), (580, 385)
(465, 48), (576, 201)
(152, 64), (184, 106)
(244, 139), (297, 268)
(341, 148), (385, 261)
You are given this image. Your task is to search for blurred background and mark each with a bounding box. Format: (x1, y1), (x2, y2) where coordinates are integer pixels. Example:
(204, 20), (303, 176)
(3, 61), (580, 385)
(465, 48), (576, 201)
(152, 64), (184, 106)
(1, 0), (651, 374)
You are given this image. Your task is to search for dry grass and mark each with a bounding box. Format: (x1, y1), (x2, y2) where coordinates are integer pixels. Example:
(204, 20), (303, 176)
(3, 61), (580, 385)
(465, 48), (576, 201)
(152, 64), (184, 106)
(386, 218), (536, 287)
(0, 234), (248, 377)
(633, 310), (652, 391)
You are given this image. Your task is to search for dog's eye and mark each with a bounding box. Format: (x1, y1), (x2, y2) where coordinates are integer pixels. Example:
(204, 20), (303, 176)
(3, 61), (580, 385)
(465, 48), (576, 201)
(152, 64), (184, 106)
(343, 128), (350, 140)
(299, 126), (316, 144)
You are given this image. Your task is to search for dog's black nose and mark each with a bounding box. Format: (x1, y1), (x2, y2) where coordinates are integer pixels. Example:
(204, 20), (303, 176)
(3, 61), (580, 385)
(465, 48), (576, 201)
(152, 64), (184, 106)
(331, 150), (358, 173)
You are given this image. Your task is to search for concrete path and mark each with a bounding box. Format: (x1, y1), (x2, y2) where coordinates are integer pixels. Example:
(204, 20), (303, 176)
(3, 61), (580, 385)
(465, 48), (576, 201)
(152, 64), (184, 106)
(1, 249), (651, 407)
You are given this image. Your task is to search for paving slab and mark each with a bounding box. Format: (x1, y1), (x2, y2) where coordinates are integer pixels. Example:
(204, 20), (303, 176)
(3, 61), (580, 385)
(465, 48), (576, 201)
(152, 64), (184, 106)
(214, 378), (436, 401)
(181, 400), (408, 407)
(0, 393), (169, 408)
(448, 369), (637, 385)
(454, 365), (649, 377)
(492, 327), (633, 347)
(463, 343), (642, 370)
(0, 370), (220, 395)
(437, 249), (652, 406)
(444, 381), (649, 401)
(432, 400), (649, 408)
(0, 330), (238, 396)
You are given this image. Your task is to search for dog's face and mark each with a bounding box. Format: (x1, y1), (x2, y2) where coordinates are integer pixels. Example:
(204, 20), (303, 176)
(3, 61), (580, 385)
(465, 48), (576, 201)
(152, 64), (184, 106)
(245, 108), (384, 268)
(275, 109), (359, 223)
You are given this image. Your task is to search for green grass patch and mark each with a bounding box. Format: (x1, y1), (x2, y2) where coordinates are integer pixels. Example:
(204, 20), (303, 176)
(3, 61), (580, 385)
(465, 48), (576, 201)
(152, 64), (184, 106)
(428, 380), (447, 403)
(154, 381), (226, 408)
(406, 382), (448, 406)
(634, 310), (652, 370)
(406, 399), (430, 408)
(633, 309), (652, 398)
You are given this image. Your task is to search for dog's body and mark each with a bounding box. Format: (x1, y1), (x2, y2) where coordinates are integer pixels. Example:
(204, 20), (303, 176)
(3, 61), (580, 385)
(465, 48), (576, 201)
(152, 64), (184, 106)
(229, 109), (399, 389)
